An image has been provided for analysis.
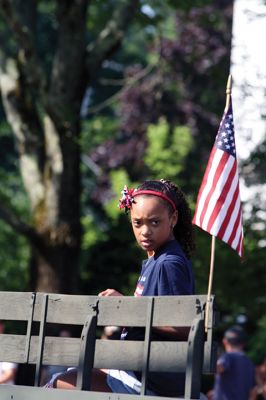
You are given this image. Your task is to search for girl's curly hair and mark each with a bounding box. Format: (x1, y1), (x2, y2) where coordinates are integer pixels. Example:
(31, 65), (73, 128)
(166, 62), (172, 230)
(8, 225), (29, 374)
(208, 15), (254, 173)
(137, 179), (195, 258)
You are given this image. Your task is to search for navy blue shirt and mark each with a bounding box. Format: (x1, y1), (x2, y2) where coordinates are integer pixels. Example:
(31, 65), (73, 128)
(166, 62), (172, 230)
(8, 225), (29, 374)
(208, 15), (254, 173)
(134, 239), (195, 297)
(124, 239), (195, 396)
(213, 351), (256, 400)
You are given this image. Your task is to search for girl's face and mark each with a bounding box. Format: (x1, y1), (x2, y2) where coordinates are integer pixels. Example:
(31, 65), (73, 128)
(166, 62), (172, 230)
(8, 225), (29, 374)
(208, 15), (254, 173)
(130, 195), (178, 254)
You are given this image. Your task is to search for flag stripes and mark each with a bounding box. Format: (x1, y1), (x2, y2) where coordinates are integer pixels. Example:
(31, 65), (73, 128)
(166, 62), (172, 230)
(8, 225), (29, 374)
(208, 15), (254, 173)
(193, 97), (244, 257)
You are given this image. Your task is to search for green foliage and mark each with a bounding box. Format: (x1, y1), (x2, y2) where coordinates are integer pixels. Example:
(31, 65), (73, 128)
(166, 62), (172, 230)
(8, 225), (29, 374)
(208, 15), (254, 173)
(81, 117), (119, 152)
(145, 118), (193, 182)
(243, 137), (266, 187)
(0, 221), (29, 291)
(81, 214), (107, 250)
(166, 0), (213, 11)
(80, 211), (143, 296)
(0, 118), (30, 291)
(80, 167), (142, 295)
(140, 0), (213, 19)
(36, 2), (57, 73)
(248, 314), (266, 363)
(139, 2), (177, 41)
(87, 0), (123, 32)
(105, 169), (132, 219)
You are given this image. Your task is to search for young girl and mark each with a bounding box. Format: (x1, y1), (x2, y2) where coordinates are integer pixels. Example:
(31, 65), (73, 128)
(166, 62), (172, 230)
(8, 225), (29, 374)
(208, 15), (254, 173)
(47, 179), (195, 396)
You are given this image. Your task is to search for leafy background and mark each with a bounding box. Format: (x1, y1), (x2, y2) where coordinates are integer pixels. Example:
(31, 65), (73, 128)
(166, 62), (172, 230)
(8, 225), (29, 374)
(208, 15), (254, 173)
(0, 0), (265, 367)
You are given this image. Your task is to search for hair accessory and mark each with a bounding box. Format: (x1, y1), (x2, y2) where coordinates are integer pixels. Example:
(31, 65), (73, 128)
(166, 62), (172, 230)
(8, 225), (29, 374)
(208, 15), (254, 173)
(132, 190), (176, 211)
(118, 186), (135, 212)
(118, 185), (177, 212)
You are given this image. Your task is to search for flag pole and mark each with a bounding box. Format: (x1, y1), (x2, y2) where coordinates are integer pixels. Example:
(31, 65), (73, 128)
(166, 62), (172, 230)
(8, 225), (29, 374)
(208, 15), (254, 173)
(225, 74), (232, 111)
(205, 75), (232, 332)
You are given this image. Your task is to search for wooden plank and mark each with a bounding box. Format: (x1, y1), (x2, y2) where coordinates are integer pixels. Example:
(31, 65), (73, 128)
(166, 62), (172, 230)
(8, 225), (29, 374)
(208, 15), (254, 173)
(96, 296), (206, 327)
(0, 334), (212, 373)
(0, 292), (209, 326)
(33, 293), (99, 324)
(33, 295), (159, 326)
(0, 335), (80, 365)
(32, 294), (208, 326)
(0, 335), (189, 372)
(0, 334), (26, 363)
(152, 296), (205, 326)
(0, 292), (34, 320)
(0, 385), (187, 400)
(94, 340), (189, 372)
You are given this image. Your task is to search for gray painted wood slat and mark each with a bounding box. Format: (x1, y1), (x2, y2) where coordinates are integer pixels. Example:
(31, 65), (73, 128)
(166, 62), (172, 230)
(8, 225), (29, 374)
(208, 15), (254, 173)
(0, 292), (34, 320)
(0, 385), (186, 400)
(0, 292), (206, 326)
(0, 335), (188, 371)
(0, 334), (212, 373)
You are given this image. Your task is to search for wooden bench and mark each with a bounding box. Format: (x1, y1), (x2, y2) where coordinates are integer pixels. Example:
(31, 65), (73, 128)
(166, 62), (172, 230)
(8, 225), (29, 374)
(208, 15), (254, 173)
(0, 292), (217, 400)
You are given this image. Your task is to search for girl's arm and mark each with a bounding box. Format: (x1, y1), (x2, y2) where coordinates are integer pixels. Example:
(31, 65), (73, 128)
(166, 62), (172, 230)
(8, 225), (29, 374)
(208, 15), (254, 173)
(152, 326), (190, 340)
(98, 289), (123, 296)
(0, 366), (16, 384)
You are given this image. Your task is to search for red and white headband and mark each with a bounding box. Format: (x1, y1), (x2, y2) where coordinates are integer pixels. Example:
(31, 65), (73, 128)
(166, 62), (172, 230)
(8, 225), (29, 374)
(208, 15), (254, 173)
(119, 185), (176, 213)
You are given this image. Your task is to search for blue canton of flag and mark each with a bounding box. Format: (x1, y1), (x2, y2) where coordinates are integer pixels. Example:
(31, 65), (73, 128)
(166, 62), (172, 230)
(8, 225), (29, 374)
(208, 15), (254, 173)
(215, 104), (236, 157)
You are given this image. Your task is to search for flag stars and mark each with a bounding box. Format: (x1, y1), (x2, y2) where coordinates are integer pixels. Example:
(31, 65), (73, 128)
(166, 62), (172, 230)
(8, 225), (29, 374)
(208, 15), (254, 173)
(215, 105), (236, 157)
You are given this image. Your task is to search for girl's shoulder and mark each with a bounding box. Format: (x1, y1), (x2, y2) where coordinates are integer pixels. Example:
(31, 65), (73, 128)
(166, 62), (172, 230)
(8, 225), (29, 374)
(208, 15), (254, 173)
(156, 240), (189, 263)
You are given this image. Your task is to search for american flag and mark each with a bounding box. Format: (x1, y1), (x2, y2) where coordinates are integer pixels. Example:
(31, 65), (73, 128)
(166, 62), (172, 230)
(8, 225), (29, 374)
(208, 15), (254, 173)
(193, 96), (244, 257)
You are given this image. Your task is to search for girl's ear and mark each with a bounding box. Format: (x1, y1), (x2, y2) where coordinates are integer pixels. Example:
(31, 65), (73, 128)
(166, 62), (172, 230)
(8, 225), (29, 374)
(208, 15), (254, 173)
(171, 210), (178, 228)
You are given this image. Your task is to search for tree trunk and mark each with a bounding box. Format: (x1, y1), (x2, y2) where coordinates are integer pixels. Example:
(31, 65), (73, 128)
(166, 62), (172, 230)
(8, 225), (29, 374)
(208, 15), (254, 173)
(0, 0), (140, 293)
(0, 0), (86, 293)
(0, 64), (82, 292)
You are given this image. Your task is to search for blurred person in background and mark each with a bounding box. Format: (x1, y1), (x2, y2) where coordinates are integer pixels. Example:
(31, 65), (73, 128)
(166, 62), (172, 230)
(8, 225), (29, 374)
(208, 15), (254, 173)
(208, 325), (256, 400)
(0, 321), (17, 385)
(40, 329), (71, 385)
(101, 326), (122, 340)
(252, 356), (266, 400)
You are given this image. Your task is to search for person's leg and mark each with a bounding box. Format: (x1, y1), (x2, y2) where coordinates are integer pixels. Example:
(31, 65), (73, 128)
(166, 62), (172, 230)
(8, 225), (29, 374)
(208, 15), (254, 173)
(91, 369), (111, 392)
(107, 370), (157, 395)
(54, 368), (111, 392)
(54, 369), (76, 389)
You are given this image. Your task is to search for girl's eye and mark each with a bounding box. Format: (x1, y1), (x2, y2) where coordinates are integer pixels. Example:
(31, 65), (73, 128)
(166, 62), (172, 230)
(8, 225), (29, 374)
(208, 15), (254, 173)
(133, 220), (141, 227)
(151, 220), (159, 226)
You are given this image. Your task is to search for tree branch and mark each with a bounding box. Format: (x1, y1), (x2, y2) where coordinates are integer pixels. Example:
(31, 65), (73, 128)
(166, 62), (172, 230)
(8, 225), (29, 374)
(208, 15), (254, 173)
(87, 62), (156, 115)
(47, 0), (89, 125)
(0, 203), (38, 243)
(86, 0), (140, 77)
(0, 0), (46, 94)
(0, 56), (45, 211)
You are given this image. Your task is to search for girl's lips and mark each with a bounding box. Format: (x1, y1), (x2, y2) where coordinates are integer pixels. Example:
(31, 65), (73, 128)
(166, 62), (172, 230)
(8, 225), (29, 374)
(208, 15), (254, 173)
(141, 240), (153, 248)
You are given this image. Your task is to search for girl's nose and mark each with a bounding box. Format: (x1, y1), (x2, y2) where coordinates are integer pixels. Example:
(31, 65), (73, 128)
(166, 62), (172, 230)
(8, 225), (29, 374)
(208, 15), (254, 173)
(141, 225), (151, 237)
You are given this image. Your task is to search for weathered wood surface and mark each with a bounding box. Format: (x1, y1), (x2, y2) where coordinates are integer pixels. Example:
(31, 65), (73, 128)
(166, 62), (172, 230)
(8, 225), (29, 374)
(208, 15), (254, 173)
(0, 292), (209, 326)
(0, 291), (217, 400)
(0, 385), (187, 400)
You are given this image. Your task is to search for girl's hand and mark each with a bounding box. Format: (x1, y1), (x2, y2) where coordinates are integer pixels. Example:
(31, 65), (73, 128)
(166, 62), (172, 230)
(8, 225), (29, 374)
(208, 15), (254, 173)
(98, 288), (123, 297)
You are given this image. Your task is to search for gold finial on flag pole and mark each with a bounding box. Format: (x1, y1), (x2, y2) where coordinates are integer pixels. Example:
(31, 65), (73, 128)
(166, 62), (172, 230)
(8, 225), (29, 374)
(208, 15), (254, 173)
(225, 74), (232, 111)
